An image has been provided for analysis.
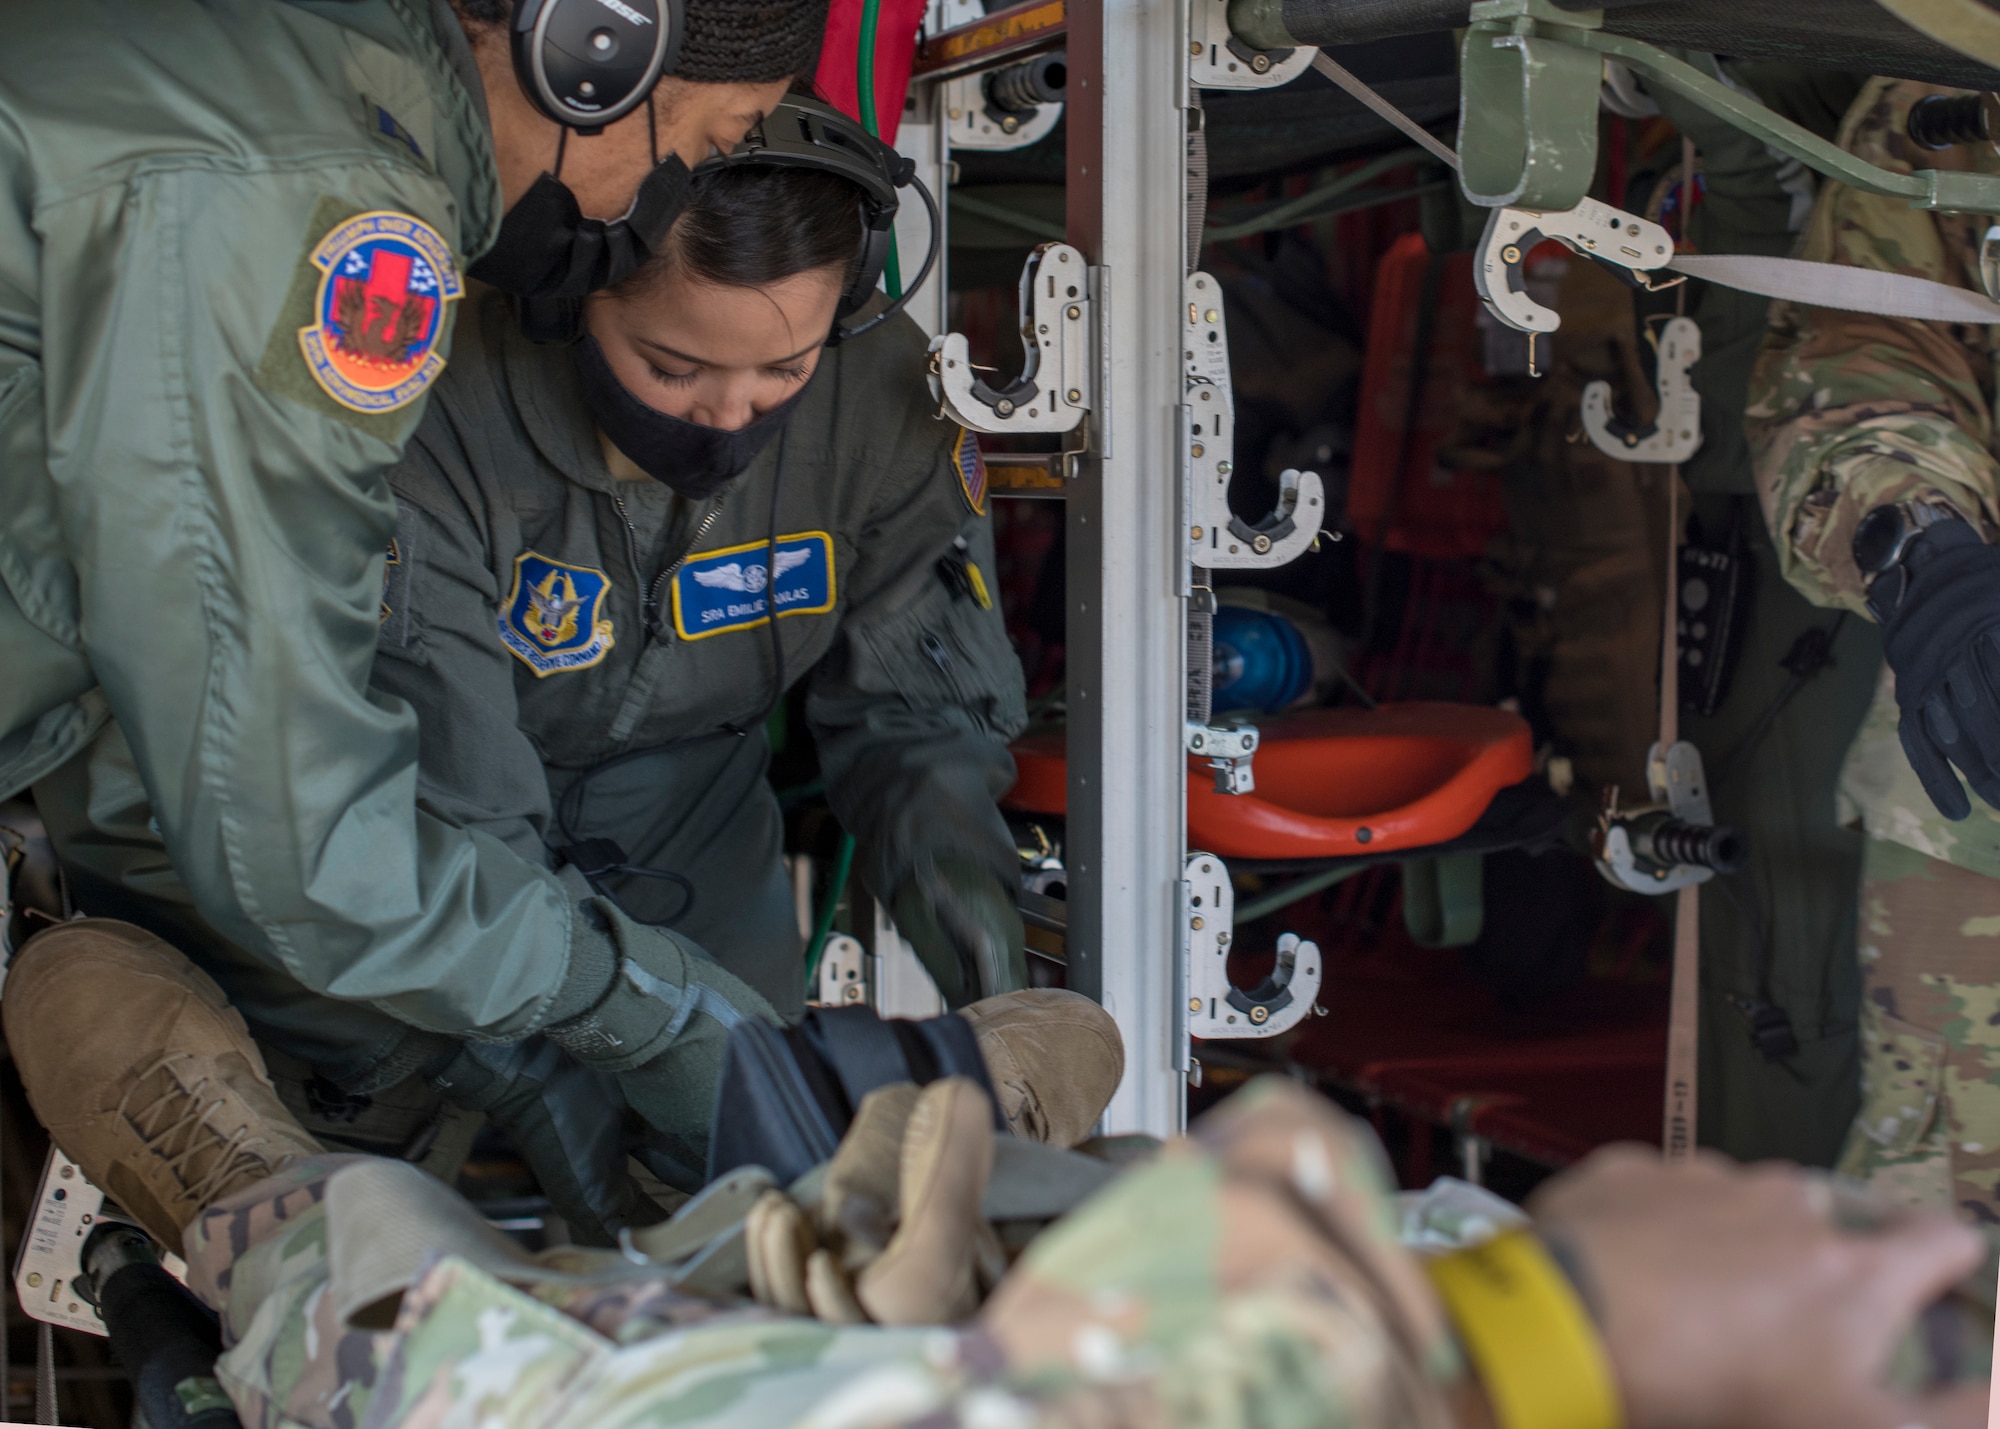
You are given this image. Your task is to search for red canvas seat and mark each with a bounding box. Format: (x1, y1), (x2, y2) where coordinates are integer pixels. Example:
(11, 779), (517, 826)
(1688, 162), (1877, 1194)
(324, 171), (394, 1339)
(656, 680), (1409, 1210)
(1005, 703), (1534, 859)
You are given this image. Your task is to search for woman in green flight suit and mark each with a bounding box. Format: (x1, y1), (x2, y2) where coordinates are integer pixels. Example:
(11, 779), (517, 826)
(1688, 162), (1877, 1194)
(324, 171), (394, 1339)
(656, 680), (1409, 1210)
(373, 95), (1030, 1024)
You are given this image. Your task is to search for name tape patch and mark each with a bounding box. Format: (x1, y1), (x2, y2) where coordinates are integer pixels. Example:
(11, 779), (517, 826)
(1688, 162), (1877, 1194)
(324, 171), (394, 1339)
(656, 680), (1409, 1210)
(671, 532), (836, 641)
(298, 211), (461, 414)
(499, 552), (616, 676)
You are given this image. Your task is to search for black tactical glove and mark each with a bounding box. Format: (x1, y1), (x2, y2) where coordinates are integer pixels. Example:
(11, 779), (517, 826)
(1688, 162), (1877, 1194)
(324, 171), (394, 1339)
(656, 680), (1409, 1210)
(890, 857), (1029, 1009)
(430, 1037), (653, 1245)
(1877, 518), (2000, 819)
(542, 899), (781, 1180)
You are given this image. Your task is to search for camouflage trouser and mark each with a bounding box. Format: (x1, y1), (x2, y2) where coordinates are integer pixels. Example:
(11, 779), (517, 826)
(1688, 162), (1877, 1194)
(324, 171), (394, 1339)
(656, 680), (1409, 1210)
(1838, 835), (2000, 1222)
(182, 1080), (1466, 1429)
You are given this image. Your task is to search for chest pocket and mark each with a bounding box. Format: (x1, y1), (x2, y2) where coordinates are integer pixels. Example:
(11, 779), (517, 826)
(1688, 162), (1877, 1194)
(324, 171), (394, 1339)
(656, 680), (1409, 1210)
(669, 531), (836, 641)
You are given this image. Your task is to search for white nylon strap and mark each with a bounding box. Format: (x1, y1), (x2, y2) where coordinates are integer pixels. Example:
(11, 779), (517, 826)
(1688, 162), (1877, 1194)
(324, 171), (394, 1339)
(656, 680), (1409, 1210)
(1310, 52), (1462, 173)
(1670, 253), (2000, 324)
(1662, 141), (1699, 1166)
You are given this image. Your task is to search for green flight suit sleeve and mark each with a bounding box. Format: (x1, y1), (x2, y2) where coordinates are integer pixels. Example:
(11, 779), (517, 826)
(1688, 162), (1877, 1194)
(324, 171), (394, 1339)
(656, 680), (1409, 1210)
(372, 480), (566, 875)
(36, 161), (608, 1040)
(807, 429), (1030, 912)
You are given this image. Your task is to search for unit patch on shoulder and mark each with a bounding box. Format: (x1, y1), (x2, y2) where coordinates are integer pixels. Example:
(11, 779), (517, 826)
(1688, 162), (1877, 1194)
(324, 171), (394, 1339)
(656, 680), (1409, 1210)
(671, 532), (836, 641)
(951, 425), (987, 515)
(297, 211), (461, 414)
(499, 552), (616, 676)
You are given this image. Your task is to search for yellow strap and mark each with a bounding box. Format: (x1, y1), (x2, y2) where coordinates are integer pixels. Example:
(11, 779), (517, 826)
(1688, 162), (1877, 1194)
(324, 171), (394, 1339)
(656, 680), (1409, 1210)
(1425, 1231), (1623, 1429)
(966, 560), (994, 610)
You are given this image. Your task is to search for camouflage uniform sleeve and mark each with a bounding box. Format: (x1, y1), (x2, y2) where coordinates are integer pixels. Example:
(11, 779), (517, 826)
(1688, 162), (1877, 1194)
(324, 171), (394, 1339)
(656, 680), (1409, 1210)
(193, 1084), (1478, 1429)
(1746, 76), (2000, 614)
(965, 1078), (1466, 1429)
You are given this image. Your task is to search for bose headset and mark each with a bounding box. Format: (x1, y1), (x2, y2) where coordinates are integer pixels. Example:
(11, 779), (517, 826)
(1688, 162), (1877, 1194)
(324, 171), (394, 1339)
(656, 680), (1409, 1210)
(695, 93), (941, 345)
(511, 0), (685, 133)
(508, 2), (940, 344)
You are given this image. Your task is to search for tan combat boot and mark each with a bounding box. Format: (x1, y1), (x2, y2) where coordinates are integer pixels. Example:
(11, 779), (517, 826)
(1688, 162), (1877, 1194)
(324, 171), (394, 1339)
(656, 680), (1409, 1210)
(959, 989), (1125, 1147)
(4, 920), (324, 1253)
(855, 1076), (995, 1325)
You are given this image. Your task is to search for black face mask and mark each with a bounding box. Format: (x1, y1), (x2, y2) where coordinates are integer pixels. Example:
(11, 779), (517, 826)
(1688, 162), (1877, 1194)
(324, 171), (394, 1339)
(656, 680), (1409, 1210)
(573, 334), (811, 500)
(468, 158), (692, 343)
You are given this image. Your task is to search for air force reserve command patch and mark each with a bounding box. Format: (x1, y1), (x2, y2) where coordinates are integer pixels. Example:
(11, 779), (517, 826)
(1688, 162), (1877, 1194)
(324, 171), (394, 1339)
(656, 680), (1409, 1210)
(298, 211), (461, 414)
(672, 532), (836, 641)
(500, 552), (616, 676)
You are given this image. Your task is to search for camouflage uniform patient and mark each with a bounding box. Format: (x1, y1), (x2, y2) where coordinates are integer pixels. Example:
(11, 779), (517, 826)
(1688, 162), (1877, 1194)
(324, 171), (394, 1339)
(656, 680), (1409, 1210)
(9, 922), (1985, 1429)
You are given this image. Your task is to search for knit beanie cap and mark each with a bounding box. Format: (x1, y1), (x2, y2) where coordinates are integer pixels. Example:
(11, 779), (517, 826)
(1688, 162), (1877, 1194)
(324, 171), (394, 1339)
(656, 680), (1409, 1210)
(676, 0), (830, 83)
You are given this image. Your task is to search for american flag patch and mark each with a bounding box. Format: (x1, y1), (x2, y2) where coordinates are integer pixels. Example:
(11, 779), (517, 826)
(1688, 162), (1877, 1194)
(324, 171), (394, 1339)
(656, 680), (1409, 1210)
(951, 426), (988, 515)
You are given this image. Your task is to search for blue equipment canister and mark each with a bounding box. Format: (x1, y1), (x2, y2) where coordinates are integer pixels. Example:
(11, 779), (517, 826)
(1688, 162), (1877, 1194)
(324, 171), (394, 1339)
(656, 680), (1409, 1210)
(1211, 605), (1314, 713)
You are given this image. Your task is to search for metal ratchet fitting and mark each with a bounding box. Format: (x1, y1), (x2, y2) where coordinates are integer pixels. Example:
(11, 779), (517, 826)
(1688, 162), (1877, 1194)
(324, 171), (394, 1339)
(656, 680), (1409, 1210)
(1594, 741), (1746, 895)
(1474, 198), (1679, 356)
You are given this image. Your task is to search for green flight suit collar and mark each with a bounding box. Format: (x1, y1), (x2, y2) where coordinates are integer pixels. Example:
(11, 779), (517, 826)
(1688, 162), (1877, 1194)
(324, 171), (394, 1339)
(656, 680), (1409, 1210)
(497, 311), (634, 496)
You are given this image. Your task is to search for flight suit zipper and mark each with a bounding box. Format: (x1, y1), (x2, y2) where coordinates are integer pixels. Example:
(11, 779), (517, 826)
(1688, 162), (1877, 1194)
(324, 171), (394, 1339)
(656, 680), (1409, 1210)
(612, 492), (727, 638)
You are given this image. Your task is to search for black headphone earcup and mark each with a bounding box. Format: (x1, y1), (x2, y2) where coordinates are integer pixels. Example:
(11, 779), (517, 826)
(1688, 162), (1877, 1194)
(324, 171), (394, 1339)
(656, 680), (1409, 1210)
(841, 224), (894, 321)
(509, 0), (685, 131)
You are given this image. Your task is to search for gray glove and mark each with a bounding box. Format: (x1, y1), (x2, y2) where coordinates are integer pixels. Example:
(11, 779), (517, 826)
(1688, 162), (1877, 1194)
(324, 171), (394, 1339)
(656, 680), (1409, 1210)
(891, 858), (1029, 1009)
(430, 1036), (650, 1245)
(542, 899), (780, 1179)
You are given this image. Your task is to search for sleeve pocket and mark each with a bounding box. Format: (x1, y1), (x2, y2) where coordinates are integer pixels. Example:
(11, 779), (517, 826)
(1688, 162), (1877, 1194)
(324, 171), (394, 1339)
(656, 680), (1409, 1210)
(1851, 1005), (1945, 1156)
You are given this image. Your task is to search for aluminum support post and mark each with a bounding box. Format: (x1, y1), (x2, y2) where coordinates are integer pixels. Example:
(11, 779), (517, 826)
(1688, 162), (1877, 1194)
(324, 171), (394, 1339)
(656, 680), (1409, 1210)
(1065, 0), (1189, 1137)
(890, 81), (951, 338)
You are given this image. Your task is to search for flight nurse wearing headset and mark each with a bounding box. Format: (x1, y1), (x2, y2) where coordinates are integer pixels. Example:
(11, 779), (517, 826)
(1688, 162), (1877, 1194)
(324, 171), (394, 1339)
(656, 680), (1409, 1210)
(11, 0), (827, 1240)
(371, 94), (1031, 1040)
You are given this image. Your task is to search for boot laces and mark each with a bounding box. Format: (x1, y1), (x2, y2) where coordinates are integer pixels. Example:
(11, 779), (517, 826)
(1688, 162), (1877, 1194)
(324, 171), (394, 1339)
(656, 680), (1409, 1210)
(116, 1052), (282, 1207)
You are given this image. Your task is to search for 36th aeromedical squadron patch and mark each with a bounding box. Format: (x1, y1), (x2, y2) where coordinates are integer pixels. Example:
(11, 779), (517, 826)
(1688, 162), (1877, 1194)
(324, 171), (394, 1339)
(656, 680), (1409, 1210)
(297, 211), (461, 414)
(499, 552), (616, 677)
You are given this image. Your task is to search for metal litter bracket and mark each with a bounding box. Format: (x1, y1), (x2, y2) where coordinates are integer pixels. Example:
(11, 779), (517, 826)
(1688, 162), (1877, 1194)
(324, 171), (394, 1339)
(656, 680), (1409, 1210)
(1190, 0), (1316, 89)
(13, 1148), (187, 1339)
(1581, 315), (1703, 464)
(1181, 852), (1323, 1040)
(1474, 198), (1677, 336)
(929, 244), (1093, 435)
(812, 932), (869, 1007)
(1187, 718), (1258, 795)
(1183, 272), (1325, 567)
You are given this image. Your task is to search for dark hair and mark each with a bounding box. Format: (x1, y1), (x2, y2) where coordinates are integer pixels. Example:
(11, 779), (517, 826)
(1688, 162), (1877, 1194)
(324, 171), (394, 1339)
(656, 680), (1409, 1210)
(618, 164), (864, 297)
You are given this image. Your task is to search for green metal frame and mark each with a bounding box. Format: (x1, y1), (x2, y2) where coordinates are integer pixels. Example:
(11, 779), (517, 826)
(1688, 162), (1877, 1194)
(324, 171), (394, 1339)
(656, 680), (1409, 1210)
(1402, 852), (1486, 949)
(1461, 0), (2000, 215)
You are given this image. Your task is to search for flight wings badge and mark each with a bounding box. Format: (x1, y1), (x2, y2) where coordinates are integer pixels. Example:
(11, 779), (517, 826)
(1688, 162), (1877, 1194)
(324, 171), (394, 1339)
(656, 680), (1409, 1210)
(672, 533), (836, 640)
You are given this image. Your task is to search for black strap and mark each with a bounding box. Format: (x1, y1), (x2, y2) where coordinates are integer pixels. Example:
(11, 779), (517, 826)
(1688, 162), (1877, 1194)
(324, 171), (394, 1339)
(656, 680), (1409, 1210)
(801, 1005), (914, 1114)
(706, 1005), (1005, 1184)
